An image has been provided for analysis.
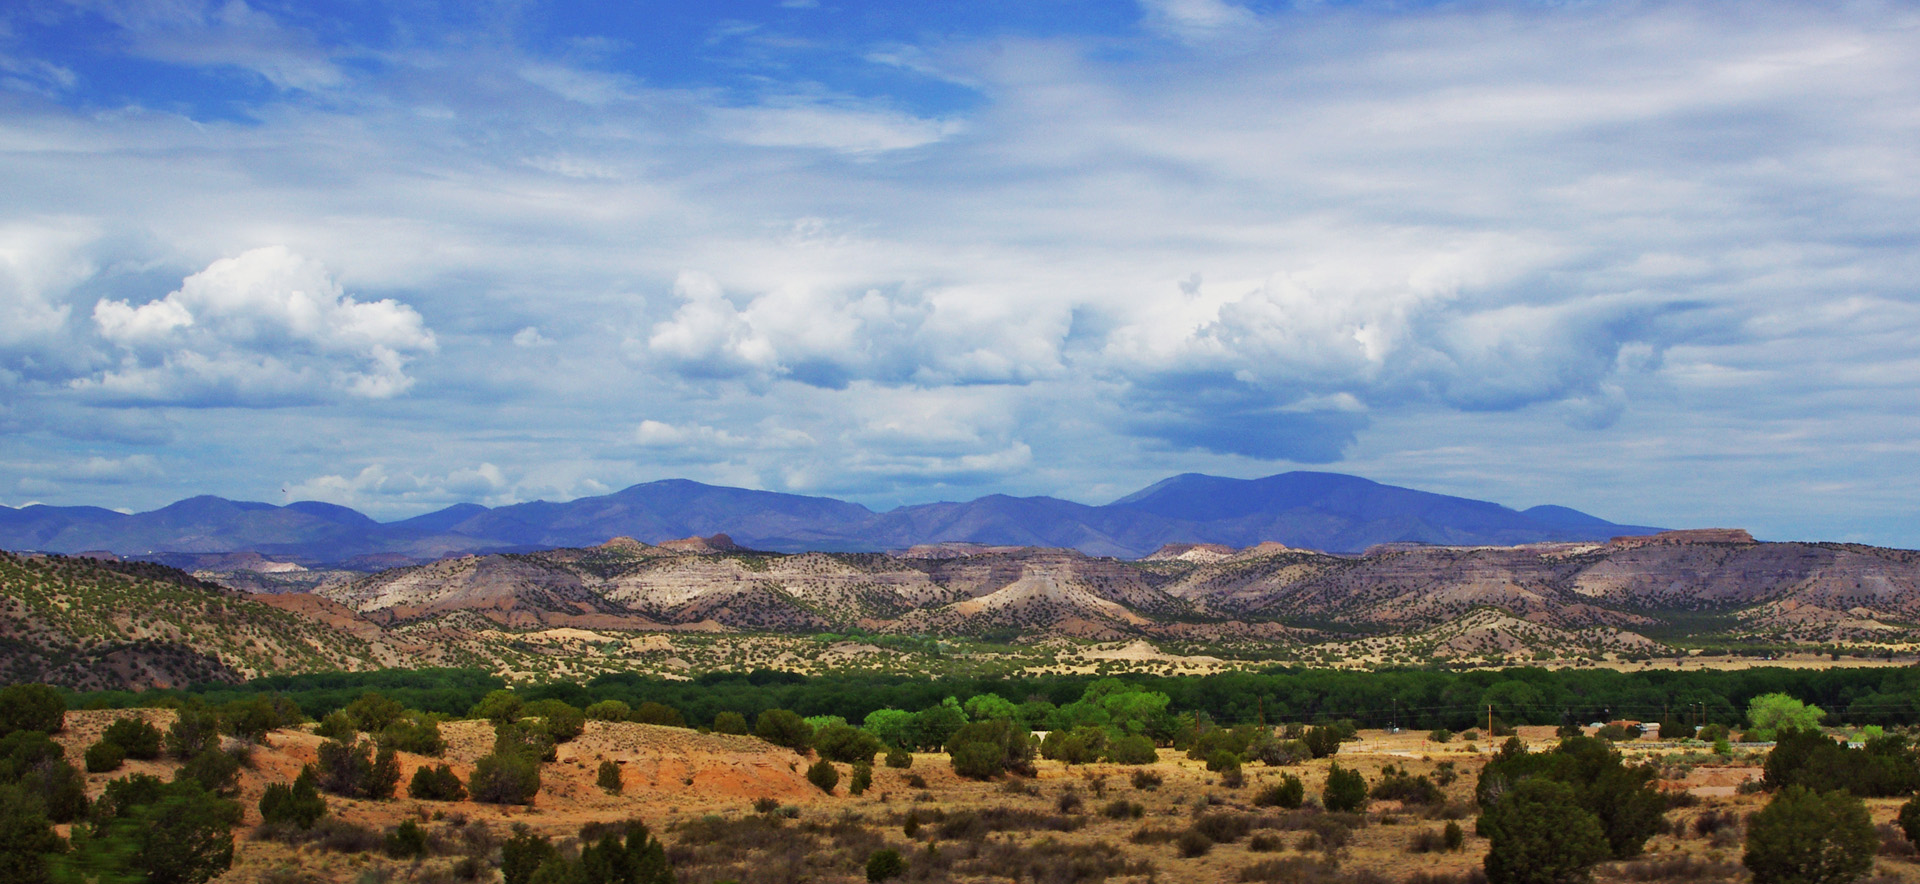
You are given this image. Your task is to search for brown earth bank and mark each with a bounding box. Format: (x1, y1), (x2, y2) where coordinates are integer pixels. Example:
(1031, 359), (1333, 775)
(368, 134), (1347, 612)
(44, 711), (1920, 884)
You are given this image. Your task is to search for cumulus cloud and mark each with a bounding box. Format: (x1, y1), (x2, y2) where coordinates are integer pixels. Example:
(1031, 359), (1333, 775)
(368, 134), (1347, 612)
(80, 246), (436, 405)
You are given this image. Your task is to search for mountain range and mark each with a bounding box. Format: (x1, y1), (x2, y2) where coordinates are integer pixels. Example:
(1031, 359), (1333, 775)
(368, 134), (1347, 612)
(0, 471), (1664, 565)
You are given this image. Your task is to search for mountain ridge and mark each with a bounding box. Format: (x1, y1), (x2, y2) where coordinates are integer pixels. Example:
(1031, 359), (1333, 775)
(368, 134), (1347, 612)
(0, 471), (1664, 564)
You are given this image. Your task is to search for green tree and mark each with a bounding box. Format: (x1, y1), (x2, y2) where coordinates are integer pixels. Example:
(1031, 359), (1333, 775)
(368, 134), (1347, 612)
(344, 693), (407, 734)
(0, 784), (64, 884)
(1900, 794), (1920, 850)
(712, 711), (748, 735)
(1323, 763), (1367, 812)
(0, 686), (64, 738)
(1104, 734), (1158, 765)
(963, 694), (1017, 722)
(174, 748), (240, 797)
(377, 713), (446, 756)
(522, 700), (586, 744)
(866, 848), (906, 882)
(911, 698), (968, 751)
(1747, 694), (1825, 742)
(470, 752), (542, 805)
(862, 709), (915, 749)
(946, 719), (1034, 780)
(849, 761), (872, 796)
(1744, 786), (1876, 884)
(806, 759), (839, 794)
(0, 731), (88, 823)
(585, 700), (632, 722)
(165, 705), (223, 759)
(813, 724), (883, 764)
(1479, 778), (1610, 884)
(83, 741), (125, 774)
(470, 690), (524, 724)
(408, 764), (466, 801)
(755, 709), (814, 753)
(259, 767), (327, 828)
(884, 746), (913, 769)
(68, 779), (242, 884)
(597, 760), (623, 795)
(501, 825), (559, 884)
(100, 718), (162, 760)
(631, 702), (685, 728)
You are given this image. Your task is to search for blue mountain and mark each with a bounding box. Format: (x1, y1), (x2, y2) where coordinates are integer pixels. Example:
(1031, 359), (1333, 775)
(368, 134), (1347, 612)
(0, 472), (1663, 564)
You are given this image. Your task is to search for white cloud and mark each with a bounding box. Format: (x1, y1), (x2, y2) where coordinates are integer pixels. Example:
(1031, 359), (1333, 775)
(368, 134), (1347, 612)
(1138, 0), (1266, 45)
(710, 102), (960, 154)
(73, 0), (345, 91)
(81, 246), (436, 404)
(511, 326), (552, 347)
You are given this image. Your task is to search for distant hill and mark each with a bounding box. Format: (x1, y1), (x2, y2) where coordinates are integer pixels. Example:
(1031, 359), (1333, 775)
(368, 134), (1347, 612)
(0, 471), (1664, 564)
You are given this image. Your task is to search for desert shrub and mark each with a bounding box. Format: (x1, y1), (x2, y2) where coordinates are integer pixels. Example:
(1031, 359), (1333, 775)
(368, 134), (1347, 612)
(1445, 820), (1465, 850)
(520, 699), (585, 744)
(756, 709), (815, 752)
(947, 719), (1036, 779)
(1177, 828), (1214, 857)
(1131, 769), (1163, 790)
(866, 848), (906, 882)
(885, 746), (913, 769)
(469, 752), (541, 805)
(1239, 857), (1340, 883)
(1207, 750), (1242, 774)
(313, 739), (399, 800)
(344, 694), (406, 734)
(314, 711), (356, 741)
(1131, 825), (1181, 844)
(500, 825), (557, 884)
(906, 773), (928, 788)
(1479, 779), (1609, 884)
(1372, 771), (1443, 805)
(1222, 767), (1246, 789)
(850, 762), (872, 796)
(1303, 726), (1341, 759)
(102, 717), (164, 759)
(385, 819), (429, 859)
(965, 838), (1150, 884)
(1430, 729), (1454, 743)
(0, 732), (88, 823)
(1102, 799), (1144, 819)
(1255, 775), (1305, 809)
(1743, 786), (1876, 884)
(1056, 789), (1084, 813)
(584, 700), (632, 722)
(1900, 795), (1920, 848)
(1105, 734), (1158, 765)
(1193, 812), (1254, 844)
(1694, 809), (1740, 838)
(807, 759), (840, 793)
(71, 776), (243, 884)
(1408, 872), (1490, 884)
(1249, 832), (1285, 852)
(935, 807), (1084, 840)
(167, 704), (224, 759)
(175, 747), (241, 797)
(377, 713), (445, 756)
(1434, 760), (1458, 787)
(410, 764), (467, 801)
(1877, 823), (1916, 858)
(259, 767), (327, 828)
(712, 711), (749, 735)
(85, 739), (126, 773)
(1410, 828), (1449, 853)
(1617, 855), (1740, 881)
(596, 759), (623, 794)
(815, 723), (884, 764)
(1476, 735), (1666, 859)
(1322, 764), (1367, 813)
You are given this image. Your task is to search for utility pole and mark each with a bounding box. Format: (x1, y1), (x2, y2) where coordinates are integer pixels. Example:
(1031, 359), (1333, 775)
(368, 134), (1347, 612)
(1487, 703), (1494, 736)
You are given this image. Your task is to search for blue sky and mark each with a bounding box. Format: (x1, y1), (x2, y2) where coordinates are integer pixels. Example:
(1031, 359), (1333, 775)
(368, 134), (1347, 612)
(2, 0), (1918, 545)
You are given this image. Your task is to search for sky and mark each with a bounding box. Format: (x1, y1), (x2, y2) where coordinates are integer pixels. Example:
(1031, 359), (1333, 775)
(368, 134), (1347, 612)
(1, 0), (1918, 545)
